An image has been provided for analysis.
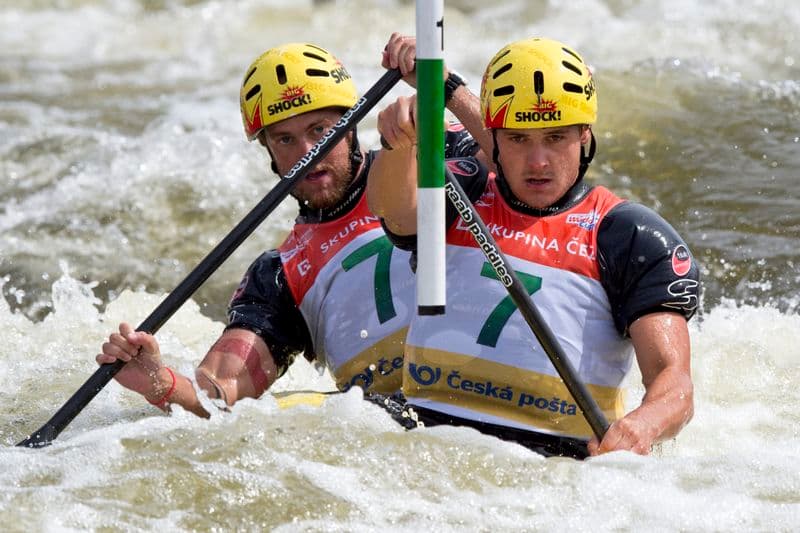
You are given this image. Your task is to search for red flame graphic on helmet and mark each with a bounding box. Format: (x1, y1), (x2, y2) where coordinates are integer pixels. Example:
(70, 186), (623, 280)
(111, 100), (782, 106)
(246, 100), (263, 136)
(280, 85), (306, 101)
(485, 100), (510, 128)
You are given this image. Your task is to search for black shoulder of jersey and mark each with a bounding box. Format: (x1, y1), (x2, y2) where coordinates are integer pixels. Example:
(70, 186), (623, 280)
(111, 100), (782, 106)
(597, 202), (701, 334)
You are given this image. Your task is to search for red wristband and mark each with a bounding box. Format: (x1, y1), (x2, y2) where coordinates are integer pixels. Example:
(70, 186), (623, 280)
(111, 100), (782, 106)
(148, 367), (176, 409)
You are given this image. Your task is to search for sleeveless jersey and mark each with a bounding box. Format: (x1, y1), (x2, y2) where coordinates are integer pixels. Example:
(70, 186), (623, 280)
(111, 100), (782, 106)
(403, 177), (632, 439)
(277, 193), (414, 393)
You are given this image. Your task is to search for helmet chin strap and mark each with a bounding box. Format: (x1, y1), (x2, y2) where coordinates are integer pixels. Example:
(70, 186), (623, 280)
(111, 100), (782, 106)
(578, 130), (597, 180)
(348, 127), (364, 177)
(491, 129), (502, 178)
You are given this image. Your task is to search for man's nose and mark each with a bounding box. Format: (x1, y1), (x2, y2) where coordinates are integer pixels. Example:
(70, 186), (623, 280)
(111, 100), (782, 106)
(526, 143), (549, 169)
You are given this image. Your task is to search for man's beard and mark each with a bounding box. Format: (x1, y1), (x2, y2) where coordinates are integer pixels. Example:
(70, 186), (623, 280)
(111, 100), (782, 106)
(291, 168), (353, 211)
(278, 135), (359, 211)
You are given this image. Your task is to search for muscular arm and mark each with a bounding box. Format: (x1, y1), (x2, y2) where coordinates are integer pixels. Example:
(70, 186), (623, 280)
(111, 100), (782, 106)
(150, 328), (278, 417)
(630, 312), (694, 440)
(445, 83), (491, 169)
(193, 328), (279, 410)
(98, 324), (280, 418)
(367, 96), (419, 236)
(588, 311), (694, 455)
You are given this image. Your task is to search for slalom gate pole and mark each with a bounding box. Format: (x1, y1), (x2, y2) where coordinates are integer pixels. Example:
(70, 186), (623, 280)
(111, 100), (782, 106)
(415, 0), (446, 316)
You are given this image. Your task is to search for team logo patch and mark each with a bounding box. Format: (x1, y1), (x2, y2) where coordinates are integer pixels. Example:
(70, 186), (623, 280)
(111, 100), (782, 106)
(671, 245), (692, 276)
(446, 158), (479, 177)
(664, 278), (699, 312)
(475, 190), (495, 207)
(566, 210), (600, 230)
(279, 227), (313, 262)
(279, 243), (305, 263)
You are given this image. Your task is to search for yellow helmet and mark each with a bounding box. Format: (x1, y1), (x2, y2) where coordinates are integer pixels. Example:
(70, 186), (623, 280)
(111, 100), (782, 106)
(480, 38), (597, 130)
(240, 43), (358, 140)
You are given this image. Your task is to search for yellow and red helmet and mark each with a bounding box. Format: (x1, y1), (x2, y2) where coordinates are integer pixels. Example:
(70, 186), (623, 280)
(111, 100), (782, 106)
(480, 38), (597, 130)
(240, 43), (358, 140)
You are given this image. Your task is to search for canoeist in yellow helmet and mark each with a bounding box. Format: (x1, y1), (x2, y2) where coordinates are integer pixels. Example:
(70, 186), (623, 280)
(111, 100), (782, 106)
(95, 35), (487, 416)
(369, 37), (700, 458)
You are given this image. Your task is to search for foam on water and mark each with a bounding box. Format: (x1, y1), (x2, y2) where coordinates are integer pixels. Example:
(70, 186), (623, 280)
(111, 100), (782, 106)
(1, 276), (799, 530)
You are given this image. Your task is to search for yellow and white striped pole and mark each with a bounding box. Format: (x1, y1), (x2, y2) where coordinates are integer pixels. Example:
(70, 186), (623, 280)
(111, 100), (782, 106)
(415, 0), (446, 315)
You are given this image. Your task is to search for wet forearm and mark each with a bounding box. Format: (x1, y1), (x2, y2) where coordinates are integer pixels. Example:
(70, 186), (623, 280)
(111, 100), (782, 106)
(367, 146), (419, 235)
(638, 367), (694, 442)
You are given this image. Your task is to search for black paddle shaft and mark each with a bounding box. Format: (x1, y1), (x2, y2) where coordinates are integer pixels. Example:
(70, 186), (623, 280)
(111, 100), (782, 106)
(443, 169), (610, 440)
(17, 69), (403, 448)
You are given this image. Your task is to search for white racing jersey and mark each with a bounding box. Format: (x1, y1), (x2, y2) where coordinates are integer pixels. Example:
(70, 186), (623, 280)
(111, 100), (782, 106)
(279, 193), (415, 393)
(403, 178), (634, 439)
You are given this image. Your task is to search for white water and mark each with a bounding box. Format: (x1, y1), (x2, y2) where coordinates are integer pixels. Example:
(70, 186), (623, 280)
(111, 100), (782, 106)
(2, 1), (800, 530)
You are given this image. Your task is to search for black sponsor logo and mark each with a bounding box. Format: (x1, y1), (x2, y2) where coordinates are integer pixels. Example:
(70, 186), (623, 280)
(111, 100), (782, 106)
(444, 182), (513, 287)
(584, 78), (596, 101)
(514, 110), (562, 122)
(267, 94), (313, 116)
(331, 66), (351, 83)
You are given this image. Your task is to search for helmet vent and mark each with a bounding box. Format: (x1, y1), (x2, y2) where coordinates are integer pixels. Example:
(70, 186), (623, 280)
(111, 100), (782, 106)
(303, 51), (327, 63)
(489, 49), (511, 68)
(305, 68), (330, 77)
(276, 64), (287, 84)
(533, 70), (545, 96)
(562, 82), (583, 94)
(244, 67), (257, 85)
(562, 61), (582, 76)
(245, 85), (260, 100)
(562, 47), (583, 63)
(493, 63), (512, 79)
(493, 85), (514, 97)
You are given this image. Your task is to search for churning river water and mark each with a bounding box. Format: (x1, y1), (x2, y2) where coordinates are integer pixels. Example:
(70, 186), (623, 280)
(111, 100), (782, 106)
(1, 0), (799, 531)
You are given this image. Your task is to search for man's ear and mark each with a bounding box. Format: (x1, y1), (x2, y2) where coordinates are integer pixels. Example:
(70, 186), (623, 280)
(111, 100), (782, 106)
(580, 125), (592, 145)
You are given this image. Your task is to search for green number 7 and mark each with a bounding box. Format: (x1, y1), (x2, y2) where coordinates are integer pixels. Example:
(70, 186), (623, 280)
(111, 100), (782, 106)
(342, 236), (396, 324)
(477, 262), (542, 347)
